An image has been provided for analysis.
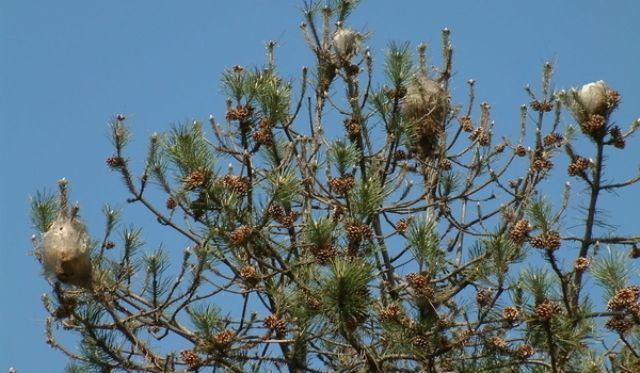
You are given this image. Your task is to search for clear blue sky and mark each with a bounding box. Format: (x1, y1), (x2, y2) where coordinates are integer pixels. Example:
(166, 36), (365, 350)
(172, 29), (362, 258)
(2, 0), (639, 371)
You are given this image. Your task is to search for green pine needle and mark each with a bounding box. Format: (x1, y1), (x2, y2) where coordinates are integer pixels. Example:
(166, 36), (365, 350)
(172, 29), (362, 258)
(188, 304), (222, 339)
(407, 214), (442, 271)
(349, 177), (383, 219)
(30, 190), (59, 232)
(526, 196), (554, 233)
(304, 215), (335, 248)
(590, 248), (633, 298)
(267, 167), (301, 204)
(384, 41), (414, 89)
(520, 267), (554, 302)
(164, 121), (215, 177)
(327, 139), (359, 175)
(255, 70), (292, 125)
(322, 258), (373, 328)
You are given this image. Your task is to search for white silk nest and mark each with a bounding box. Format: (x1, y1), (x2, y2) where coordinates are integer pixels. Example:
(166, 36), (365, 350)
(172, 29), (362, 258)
(40, 212), (92, 288)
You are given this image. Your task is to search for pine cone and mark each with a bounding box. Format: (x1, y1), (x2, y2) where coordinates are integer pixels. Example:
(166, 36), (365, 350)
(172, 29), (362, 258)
(607, 287), (640, 311)
(379, 304), (402, 322)
(345, 223), (372, 243)
(226, 105), (253, 122)
(399, 316), (417, 329)
(275, 213), (297, 228)
(568, 157), (591, 176)
(503, 306), (520, 323)
(515, 344), (535, 359)
(459, 116), (474, 132)
(329, 175), (355, 195)
(384, 87), (407, 100)
(183, 169), (211, 190)
(239, 265), (259, 288)
(535, 299), (562, 321)
(166, 197), (177, 210)
(253, 118), (274, 146)
(180, 350), (202, 369)
(515, 145), (527, 157)
(605, 316), (634, 334)
(263, 314), (287, 335)
(212, 329), (235, 348)
(395, 219), (408, 234)
(574, 257), (590, 272)
(229, 225), (253, 246)
(406, 273), (435, 299)
(222, 175), (251, 195)
(412, 335), (429, 348)
(530, 231), (561, 251)
(509, 219), (531, 244)
(629, 304), (640, 319)
(106, 155), (125, 169)
(268, 203), (285, 218)
(531, 100), (554, 112)
(311, 244), (337, 264)
(581, 114), (606, 139)
(489, 336), (508, 350)
(606, 89), (621, 110)
(345, 118), (362, 140)
(470, 127), (490, 146)
(543, 132), (563, 146)
(406, 272), (429, 289)
(610, 126), (625, 149)
(532, 157), (554, 171)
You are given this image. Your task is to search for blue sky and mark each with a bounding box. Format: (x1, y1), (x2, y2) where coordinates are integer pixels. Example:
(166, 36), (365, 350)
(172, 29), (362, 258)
(2, 0), (640, 370)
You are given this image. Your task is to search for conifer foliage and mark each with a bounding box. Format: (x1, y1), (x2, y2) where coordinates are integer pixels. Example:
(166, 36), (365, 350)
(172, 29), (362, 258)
(31, 1), (640, 372)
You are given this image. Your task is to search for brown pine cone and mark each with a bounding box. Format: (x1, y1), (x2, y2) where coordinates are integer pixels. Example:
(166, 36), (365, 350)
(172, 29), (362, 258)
(515, 344), (535, 359)
(581, 114), (606, 139)
(379, 304), (402, 322)
(568, 157), (591, 176)
(229, 225), (253, 246)
(180, 350), (202, 368)
(509, 219), (531, 244)
(607, 287), (640, 311)
(329, 175), (355, 195)
(503, 306), (520, 323)
(543, 132), (563, 146)
(605, 316), (634, 334)
(530, 231), (561, 251)
(459, 116), (474, 132)
(263, 314), (288, 335)
(183, 169), (211, 190)
(395, 219), (408, 234)
(535, 299), (562, 321)
(488, 336), (508, 350)
(574, 257), (590, 272)
(211, 329), (235, 347)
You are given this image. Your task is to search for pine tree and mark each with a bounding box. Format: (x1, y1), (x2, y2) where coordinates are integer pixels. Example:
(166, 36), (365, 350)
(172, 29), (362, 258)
(31, 1), (640, 372)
